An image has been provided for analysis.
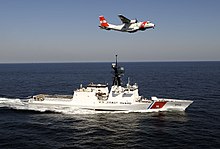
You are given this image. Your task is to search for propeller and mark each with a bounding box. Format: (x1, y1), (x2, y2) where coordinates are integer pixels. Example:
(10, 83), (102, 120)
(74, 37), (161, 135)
(135, 18), (138, 23)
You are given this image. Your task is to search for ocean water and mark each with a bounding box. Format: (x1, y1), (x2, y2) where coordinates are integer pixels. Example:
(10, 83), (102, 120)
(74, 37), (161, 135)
(0, 62), (219, 149)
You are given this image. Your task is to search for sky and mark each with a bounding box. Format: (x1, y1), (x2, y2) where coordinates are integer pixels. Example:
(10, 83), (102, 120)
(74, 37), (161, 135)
(0, 0), (220, 63)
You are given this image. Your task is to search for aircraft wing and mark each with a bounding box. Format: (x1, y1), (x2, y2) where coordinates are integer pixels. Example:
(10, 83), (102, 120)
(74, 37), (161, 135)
(118, 14), (131, 24)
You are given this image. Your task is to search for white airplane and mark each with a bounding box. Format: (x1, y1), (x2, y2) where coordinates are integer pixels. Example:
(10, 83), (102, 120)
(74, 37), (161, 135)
(99, 14), (155, 33)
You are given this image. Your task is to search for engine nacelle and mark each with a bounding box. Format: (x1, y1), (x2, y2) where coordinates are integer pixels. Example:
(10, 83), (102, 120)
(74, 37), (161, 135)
(130, 19), (138, 24)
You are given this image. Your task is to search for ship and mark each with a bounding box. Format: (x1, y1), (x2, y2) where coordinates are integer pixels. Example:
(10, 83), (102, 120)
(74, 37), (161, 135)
(28, 55), (193, 112)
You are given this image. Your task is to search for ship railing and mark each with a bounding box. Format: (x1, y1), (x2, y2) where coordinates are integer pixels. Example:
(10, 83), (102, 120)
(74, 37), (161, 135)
(33, 94), (73, 100)
(44, 94), (73, 99)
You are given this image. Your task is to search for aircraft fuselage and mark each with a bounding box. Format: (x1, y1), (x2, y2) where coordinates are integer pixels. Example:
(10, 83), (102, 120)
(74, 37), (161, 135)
(99, 15), (155, 33)
(106, 22), (154, 33)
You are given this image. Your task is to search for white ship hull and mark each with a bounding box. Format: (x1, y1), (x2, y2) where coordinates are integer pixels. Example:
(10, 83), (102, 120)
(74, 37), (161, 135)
(28, 96), (193, 112)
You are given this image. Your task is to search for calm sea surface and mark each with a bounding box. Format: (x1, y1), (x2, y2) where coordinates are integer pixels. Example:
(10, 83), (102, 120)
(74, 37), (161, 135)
(0, 62), (219, 149)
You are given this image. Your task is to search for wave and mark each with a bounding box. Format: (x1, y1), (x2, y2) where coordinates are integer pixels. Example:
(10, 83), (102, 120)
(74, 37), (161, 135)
(0, 97), (93, 114)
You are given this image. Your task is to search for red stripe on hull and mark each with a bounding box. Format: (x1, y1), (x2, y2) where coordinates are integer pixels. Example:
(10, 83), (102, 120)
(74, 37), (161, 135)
(150, 101), (167, 109)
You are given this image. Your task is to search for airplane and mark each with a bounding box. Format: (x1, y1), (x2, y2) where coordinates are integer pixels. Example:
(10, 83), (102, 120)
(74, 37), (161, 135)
(99, 14), (155, 33)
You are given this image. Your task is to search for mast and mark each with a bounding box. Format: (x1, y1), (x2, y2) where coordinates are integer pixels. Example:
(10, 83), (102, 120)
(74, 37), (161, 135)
(112, 55), (124, 86)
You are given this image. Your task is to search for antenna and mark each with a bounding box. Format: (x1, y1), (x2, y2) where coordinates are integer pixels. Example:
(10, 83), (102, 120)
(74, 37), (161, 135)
(115, 54), (118, 66)
(112, 55), (124, 86)
(127, 77), (130, 85)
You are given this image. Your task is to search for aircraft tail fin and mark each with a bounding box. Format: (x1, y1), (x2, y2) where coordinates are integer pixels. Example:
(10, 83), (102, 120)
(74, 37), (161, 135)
(99, 16), (109, 28)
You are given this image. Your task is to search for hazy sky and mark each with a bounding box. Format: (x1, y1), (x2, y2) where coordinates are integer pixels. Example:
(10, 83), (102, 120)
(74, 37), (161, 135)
(0, 0), (219, 63)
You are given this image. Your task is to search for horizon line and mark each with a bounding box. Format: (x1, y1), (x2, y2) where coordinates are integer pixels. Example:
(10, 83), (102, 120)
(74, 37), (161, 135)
(0, 60), (219, 64)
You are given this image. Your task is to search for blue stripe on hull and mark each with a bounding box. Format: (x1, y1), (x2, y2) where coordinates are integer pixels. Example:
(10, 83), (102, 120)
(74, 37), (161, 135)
(147, 101), (155, 109)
